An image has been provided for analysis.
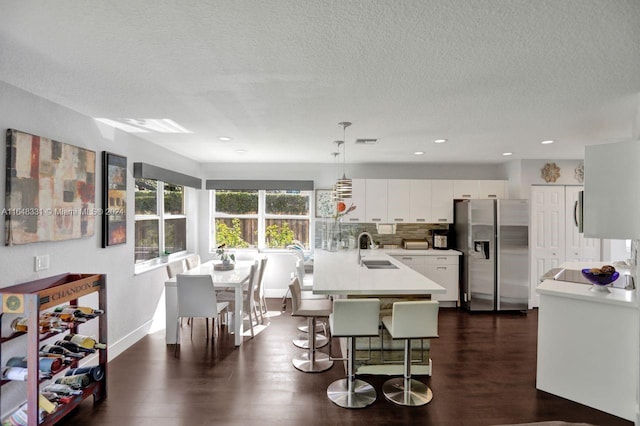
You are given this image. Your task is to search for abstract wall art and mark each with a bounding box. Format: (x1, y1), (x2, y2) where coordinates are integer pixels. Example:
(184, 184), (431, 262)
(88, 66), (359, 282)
(4, 129), (96, 245)
(102, 151), (127, 247)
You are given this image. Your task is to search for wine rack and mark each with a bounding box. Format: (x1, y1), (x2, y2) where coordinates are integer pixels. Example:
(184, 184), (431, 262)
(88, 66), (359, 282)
(0, 273), (107, 425)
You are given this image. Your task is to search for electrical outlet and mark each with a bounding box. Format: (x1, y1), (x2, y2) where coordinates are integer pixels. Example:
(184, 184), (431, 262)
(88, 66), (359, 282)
(34, 255), (50, 271)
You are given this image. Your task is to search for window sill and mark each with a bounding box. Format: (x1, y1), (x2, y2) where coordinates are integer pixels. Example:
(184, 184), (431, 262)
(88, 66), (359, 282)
(134, 253), (190, 276)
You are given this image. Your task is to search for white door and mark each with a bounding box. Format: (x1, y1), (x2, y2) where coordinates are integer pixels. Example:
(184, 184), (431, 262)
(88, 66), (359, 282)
(565, 186), (601, 262)
(530, 186), (566, 307)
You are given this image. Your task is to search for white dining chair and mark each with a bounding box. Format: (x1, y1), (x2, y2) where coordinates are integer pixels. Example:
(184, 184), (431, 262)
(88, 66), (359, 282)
(254, 257), (269, 323)
(185, 254), (201, 270)
(217, 260), (261, 338)
(166, 259), (186, 278)
(175, 273), (229, 355)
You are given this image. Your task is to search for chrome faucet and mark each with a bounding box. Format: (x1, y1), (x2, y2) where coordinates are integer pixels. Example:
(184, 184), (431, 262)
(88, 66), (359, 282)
(357, 231), (374, 265)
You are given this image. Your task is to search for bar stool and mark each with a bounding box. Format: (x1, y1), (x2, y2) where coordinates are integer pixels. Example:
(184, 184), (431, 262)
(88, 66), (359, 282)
(381, 301), (439, 407)
(289, 277), (333, 373)
(327, 298), (380, 408)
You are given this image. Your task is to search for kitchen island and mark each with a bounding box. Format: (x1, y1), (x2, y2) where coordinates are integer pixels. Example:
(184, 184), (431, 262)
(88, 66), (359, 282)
(313, 249), (446, 375)
(536, 262), (638, 422)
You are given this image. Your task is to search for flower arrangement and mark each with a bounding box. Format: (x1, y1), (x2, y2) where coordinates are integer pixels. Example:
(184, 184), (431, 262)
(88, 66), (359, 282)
(216, 244), (235, 264)
(333, 201), (356, 222)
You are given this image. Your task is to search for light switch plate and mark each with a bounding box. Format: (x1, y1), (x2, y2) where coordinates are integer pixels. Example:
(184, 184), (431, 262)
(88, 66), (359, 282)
(35, 254), (50, 271)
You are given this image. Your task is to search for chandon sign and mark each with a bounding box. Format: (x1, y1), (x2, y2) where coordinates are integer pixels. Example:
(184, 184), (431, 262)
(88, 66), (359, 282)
(49, 281), (94, 301)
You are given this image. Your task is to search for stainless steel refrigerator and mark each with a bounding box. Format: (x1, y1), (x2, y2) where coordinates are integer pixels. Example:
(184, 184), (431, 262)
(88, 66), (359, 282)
(454, 199), (529, 311)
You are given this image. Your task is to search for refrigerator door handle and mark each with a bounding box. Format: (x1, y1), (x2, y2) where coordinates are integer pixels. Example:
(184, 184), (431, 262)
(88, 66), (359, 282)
(573, 200), (579, 227)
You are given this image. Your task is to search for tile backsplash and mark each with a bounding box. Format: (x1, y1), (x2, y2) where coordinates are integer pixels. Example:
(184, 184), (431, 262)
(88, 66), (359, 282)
(315, 221), (449, 249)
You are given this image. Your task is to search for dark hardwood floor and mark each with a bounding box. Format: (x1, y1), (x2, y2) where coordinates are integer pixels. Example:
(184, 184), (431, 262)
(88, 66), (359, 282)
(58, 300), (632, 426)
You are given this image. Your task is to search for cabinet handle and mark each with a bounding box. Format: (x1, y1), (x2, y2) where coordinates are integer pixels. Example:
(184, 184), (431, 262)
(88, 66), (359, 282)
(394, 218), (403, 222)
(372, 218), (381, 222)
(437, 257), (447, 260)
(437, 218), (447, 222)
(437, 266), (447, 270)
(402, 257), (413, 260)
(416, 218), (426, 222)
(349, 218), (359, 222)
(462, 194), (471, 198)
(488, 194), (497, 198)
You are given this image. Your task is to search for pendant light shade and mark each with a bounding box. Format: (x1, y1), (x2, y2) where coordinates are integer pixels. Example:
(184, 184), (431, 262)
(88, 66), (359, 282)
(330, 151), (343, 201)
(334, 121), (352, 199)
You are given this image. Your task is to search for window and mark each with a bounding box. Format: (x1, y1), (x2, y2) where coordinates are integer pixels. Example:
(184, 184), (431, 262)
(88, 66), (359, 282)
(211, 189), (311, 250)
(135, 179), (187, 263)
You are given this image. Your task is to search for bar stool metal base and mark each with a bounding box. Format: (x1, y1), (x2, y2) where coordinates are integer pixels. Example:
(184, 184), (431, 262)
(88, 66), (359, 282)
(293, 334), (328, 349)
(327, 378), (376, 408)
(292, 351), (333, 373)
(382, 377), (433, 406)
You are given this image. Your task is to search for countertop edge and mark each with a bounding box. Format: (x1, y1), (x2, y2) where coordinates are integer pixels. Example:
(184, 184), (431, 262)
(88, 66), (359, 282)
(537, 279), (637, 308)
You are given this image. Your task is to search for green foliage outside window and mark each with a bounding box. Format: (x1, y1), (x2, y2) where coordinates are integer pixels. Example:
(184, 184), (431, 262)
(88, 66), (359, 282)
(216, 218), (249, 248)
(265, 222), (295, 248)
(265, 193), (308, 214)
(216, 192), (258, 214)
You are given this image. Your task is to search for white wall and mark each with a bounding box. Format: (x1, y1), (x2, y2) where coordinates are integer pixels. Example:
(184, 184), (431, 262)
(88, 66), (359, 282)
(0, 81), (202, 359)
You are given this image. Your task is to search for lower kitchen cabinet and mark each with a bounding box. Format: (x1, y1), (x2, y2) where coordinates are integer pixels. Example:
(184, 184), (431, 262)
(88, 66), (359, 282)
(391, 253), (460, 306)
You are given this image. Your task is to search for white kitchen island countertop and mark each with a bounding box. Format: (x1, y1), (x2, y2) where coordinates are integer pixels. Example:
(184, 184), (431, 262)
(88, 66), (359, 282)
(312, 249), (446, 295)
(536, 261), (638, 421)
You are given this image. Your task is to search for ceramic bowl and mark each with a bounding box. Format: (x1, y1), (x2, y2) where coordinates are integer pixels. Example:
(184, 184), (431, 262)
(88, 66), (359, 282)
(581, 269), (619, 286)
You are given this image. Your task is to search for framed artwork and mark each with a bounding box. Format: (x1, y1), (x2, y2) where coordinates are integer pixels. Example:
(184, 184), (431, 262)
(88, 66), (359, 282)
(4, 129), (96, 245)
(101, 151), (127, 247)
(315, 189), (336, 218)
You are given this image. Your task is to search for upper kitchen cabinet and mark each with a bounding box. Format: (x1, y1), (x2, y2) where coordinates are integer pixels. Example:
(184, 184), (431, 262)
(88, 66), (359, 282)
(430, 180), (454, 223)
(387, 179), (412, 223)
(345, 178), (366, 223)
(478, 180), (506, 199)
(453, 180), (506, 199)
(365, 179), (388, 223)
(409, 180), (431, 223)
(453, 180), (478, 199)
(584, 140), (640, 239)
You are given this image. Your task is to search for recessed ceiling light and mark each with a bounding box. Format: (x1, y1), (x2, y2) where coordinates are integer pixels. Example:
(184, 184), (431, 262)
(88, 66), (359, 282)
(219, 136), (233, 141)
(541, 140), (555, 145)
(502, 152), (513, 156)
(434, 139), (447, 144)
(414, 151), (425, 155)
(235, 149), (247, 154)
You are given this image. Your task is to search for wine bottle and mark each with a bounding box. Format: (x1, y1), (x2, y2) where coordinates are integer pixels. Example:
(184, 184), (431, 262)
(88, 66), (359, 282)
(43, 383), (83, 396)
(41, 311), (87, 323)
(66, 365), (104, 382)
(52, 307), (97, 319)
(54, 305), (104, 316)
(55, 373), (90, 389)
(2, 366), (28, 381)
(6, 356), (63, 374)
(40, 344), (83, 359)
(63, 333), (106, 350)
(54, 340), (95, 354)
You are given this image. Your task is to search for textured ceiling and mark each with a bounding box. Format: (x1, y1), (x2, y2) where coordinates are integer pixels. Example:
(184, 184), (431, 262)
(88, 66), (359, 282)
(1, 0), (639, 164)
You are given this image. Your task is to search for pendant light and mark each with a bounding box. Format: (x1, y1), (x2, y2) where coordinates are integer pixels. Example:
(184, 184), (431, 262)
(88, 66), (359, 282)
(334, 121), (352, 199)
(330, 151), (342, 201)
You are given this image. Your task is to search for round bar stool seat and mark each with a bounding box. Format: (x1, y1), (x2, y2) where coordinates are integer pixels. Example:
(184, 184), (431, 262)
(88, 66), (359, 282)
(381, 301), (439, 407)
(327, 298), (380, 408)
(289, 278), (333, 373)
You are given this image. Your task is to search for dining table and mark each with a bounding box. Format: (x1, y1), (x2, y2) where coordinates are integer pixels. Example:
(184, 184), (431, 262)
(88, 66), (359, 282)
(164, 259), (254, 346)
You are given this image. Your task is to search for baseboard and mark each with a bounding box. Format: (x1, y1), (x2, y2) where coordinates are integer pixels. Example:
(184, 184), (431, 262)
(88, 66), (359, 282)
(106, 319), (154, 362)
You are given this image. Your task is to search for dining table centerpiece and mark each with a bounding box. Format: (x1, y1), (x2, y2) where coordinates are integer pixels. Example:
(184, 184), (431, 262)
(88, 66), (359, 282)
(214, 244), (236, 271)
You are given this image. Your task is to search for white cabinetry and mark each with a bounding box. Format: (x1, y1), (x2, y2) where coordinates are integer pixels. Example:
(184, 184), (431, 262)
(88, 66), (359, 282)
(345, 178), (366, 223)
(387, 179), (411, 223)
(453, 180), (478, 199)
(365, 179), (388, 223)
(425, 255), (459, 303)
(409, 180), (431, 223)
(454, 180), (506, 199)
(391, 254), (427, 275)
(391, 253), (459, 306)
(478, 180), (506, 199)
(584, 140), (640, 239)
(430, 180), (454, 223)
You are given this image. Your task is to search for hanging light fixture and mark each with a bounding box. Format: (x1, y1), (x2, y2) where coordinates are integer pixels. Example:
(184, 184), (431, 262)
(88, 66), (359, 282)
(330, 151), (342, 201)
(334, 121), (352, 199)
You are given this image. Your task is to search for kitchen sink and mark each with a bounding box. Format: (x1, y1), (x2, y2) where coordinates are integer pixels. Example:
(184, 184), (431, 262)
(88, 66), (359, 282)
(361, 260), (399, 270)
